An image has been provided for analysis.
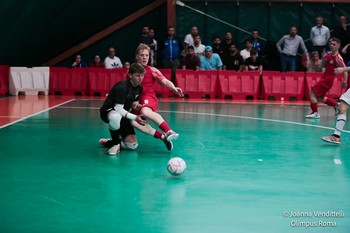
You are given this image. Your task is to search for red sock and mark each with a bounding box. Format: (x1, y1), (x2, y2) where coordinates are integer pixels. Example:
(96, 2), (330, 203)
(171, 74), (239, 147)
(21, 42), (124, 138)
(311, 103), (318, 113)
(325, 98), (337, 107)
(153, 130), (163, 139)
(159, 121), (171, 132)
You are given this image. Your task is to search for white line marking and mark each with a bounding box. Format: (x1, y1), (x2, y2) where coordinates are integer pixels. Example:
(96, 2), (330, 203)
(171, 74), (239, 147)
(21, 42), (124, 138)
(334, 159), (342, 165)
(57, 106), (350, 134)
(0, 99), (76, 129)
(158, 110), (350, 134)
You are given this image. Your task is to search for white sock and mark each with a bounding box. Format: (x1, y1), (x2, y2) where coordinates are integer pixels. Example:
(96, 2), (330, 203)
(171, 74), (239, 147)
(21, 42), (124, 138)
(334, 114), (346, 136)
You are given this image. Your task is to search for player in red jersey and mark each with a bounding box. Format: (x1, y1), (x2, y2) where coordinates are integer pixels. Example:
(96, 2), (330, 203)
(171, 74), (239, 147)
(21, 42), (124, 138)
(305, 37), (348, 119)
(321, 66), (350, 144)
(131, 44), (183, 142)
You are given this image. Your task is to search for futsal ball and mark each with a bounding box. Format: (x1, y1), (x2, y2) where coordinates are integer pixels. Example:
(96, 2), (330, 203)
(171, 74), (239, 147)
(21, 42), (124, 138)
(167, 157), (186, 176)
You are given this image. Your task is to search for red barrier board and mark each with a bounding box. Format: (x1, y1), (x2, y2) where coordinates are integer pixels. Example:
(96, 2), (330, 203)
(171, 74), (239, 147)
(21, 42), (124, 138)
(88, 68), (128, 96)
(49, 67), (89, 96)
(0, 65), (9, 96)
(261, 71), (305, 101)
(176, 70), (218, 98)
(217, 71), (260, 99)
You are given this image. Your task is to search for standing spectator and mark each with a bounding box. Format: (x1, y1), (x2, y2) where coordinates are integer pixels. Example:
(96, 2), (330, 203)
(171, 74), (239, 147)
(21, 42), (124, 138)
(162, 26), (181, 82)
(223, 43), (244, 71)
(222, 32), (234, 55)
(69, 54), (87, 68)
(182, 45), (200, 71)
(240, 39), (253, 61)
(244, 49), (263, 75)
(306, 51), (324, 72)
(182, 26), (199, 56)
(200, 46), (223, 70)
(332, 16), (350, 49)
(104, 47), (123, 69)
(193, 35), (206, 57)
(310, 16), (330, 56)
(212, 36), (225, 60)
(138, 26), (155, 50)
(251, 29), (265, 56)
(276, 26), (309, 72)
(149, 28), (158, 67)
(89, 54), (105, 68)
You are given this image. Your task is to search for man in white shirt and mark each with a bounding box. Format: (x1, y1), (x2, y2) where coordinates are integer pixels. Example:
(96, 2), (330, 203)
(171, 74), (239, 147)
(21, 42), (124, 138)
(104, 47), (123, 69)
(240, 39), (253, 61)
(193, 35), (205, 57)
(310, 16), (330, 56)
(181, 26), (199, 57)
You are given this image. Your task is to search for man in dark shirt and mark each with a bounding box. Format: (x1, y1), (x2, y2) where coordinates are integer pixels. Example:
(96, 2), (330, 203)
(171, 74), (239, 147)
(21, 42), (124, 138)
(182, 45), (200, 70)
(244, 49), (263, 75)
(212, 36), (225, 60)
(223, 43), (244, 71)
(99, 63), (147, 155)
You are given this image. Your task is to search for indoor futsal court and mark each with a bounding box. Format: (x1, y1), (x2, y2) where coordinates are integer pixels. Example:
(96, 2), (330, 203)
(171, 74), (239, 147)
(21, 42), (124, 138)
(0, 95), (349, 233)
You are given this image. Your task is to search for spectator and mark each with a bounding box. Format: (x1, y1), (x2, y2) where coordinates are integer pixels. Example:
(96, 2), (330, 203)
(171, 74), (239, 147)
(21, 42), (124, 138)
(162, 26), (181, 82)
(123, 61), (131, 69)
(89, 54), (105, 68)
(331, 16), (350, 49)
(104, 47), (123, 69)
(69, 54), (87, 68)
(138, 26), (155, 51)
(307, 51), (324, 72)
(222, 32), (234, 55)
(240, 39), (253, 61)
(251, 29), (265, 56)
(182, 26), (199, 55)
(276, 26), (309, 72)
(212, 36), (225, 60)
(149, 28), (158, 67)
(244, 49), (263, 75)
(200, 46), (223, 70)
(193, 35), (206, 57)
(310, 16), (330, 56)
(182, 45), (200, 71)
(223, 43), (244, 71)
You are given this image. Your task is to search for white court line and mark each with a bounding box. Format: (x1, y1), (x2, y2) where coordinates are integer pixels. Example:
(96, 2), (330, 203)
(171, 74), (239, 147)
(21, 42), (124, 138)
(57, 106), (350, 134)
(0, 99), (76, 129)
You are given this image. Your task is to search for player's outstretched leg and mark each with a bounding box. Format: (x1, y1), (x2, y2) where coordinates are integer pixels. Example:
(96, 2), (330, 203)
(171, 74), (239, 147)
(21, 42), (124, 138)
(305, 90), (320, 119)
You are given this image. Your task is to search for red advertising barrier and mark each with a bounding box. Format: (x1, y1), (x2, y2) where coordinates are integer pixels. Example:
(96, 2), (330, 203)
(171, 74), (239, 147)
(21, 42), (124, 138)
(217, 71), (260, 99)
(305, 72), (346, 100)
(49, 67), (89, 95)
(176, 70), (218, 98)
(153, 69), (173, 98)
(88, 68), (128, 96)
(0, 65), (9, 96)
(261, 71), (305, 101)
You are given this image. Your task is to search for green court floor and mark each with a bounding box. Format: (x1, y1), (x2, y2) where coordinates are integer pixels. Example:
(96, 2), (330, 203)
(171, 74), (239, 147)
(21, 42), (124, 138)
(0, 99), (349, 233)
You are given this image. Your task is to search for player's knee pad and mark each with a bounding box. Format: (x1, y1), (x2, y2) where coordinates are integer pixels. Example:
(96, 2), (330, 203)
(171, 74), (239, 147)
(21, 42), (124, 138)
(108, 111), (122, 130)
(120, 140), (138, 150)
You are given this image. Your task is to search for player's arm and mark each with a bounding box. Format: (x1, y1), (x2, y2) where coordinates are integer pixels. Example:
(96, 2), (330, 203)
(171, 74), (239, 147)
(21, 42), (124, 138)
(114, 104), (146, 125)
(151, 67), (184, 97)
(336, 57), (348, 88)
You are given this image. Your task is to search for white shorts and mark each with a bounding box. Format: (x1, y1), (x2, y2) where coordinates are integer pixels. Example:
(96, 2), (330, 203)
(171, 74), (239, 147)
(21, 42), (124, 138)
(340, 88), (350, 105)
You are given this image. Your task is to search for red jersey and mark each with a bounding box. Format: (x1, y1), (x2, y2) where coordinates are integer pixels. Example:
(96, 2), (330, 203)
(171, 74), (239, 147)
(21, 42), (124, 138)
(312, 52), (346, 97)
(138, 66), (165, 111)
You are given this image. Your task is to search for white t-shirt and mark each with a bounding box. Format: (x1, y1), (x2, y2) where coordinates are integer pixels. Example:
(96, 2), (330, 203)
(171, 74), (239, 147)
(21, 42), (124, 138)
(240, 49), (251, 61)
(194, 44), (206, 56)
(104, 56), (123, 69)
(184, 33), (194, 46)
